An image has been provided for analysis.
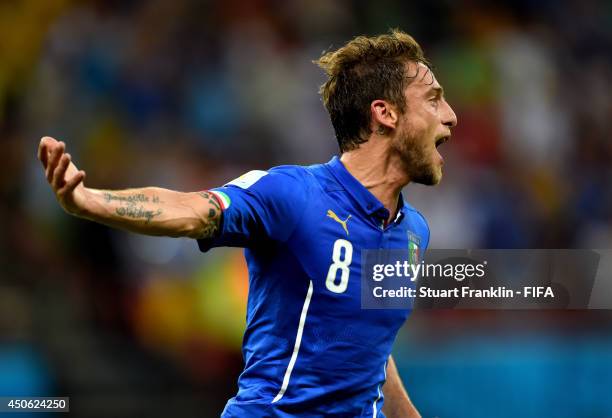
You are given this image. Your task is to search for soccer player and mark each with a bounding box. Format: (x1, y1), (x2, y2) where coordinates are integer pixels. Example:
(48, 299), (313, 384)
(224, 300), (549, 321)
(38, 30), (456, 417)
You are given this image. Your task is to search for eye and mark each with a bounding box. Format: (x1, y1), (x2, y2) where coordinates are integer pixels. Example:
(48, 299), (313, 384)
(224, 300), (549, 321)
(429, 98), (439, 108)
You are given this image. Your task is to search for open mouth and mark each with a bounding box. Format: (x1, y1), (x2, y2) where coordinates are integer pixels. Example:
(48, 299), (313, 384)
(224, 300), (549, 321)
(435, 136), (450, 148)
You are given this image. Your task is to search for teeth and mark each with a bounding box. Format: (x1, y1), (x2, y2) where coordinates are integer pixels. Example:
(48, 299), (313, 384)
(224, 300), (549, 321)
(435, 136), (449, 148)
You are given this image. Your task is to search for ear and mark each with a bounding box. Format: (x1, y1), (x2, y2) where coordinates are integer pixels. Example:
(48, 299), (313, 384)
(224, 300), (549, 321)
(370, 99), (399, 133)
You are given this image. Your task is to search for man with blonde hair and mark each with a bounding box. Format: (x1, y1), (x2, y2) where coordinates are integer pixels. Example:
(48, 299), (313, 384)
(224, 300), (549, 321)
(39, 29), (456, 417)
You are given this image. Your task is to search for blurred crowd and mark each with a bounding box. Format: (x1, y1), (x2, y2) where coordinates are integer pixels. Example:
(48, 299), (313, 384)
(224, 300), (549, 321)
(1, 0), (611, 417)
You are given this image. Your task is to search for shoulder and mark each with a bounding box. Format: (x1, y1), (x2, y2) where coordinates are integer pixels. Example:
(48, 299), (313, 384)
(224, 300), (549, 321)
(403, 201), (429, 230)
(224, 164), (313, 195)
(255, 164), (315, 199)
(268, 164), (313, 184)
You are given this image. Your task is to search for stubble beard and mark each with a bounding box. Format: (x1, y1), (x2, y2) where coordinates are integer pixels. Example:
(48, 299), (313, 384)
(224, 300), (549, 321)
(394, 130), (441, 186)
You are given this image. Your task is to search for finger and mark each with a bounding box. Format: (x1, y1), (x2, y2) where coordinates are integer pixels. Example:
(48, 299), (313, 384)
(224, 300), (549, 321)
(46, 142), (63, 181)
(41, 136), (58, 145)
(38, 142), (48, 169)
(52, 153), (71, 190)
(46, 142), (65, 182)
(58, 170), (85, 196)
(38, 137), (58, 167)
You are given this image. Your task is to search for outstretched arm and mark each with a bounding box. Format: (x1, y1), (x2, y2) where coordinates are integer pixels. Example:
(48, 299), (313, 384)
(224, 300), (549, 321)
(37, 136), (220, 239)
(382, 356), (421, 418)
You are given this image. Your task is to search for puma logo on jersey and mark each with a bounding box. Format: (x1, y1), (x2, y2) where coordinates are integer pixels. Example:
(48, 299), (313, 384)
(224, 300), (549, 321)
(327, 210), (352, 236)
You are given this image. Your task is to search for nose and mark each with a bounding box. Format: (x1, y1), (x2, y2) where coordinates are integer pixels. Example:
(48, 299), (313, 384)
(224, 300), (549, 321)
(442, 99), (457, 128)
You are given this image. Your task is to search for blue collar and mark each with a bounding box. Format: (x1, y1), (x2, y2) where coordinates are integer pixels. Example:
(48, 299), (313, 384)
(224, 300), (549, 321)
(325, 156), (406, 222)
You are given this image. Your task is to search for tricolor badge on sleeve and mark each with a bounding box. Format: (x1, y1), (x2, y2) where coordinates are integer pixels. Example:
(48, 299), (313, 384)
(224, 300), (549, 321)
(210, 191), (231, 209)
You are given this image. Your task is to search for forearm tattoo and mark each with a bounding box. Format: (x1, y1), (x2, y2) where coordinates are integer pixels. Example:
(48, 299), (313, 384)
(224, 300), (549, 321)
(106, 192), (163, 224)
(104, 192), (149, 203)
(115, 206), (162, 224)
(197, 191), (222, 239)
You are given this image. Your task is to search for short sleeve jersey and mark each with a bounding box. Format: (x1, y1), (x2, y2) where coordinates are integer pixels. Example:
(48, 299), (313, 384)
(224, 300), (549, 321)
(198, 156), (430, 417)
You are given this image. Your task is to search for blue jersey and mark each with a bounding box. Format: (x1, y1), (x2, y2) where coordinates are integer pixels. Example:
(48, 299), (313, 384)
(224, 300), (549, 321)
(198, 156), (430, 417)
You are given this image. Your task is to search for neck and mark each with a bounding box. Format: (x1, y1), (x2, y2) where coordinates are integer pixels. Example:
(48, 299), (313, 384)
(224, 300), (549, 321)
(340, 139), (410, 222)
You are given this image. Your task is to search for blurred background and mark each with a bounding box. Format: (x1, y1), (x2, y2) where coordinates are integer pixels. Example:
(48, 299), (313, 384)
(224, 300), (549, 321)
(1, 0), (611, 417)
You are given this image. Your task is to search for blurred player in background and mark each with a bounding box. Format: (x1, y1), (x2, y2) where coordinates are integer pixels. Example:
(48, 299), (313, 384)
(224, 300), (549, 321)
(37, 29), (456, 417)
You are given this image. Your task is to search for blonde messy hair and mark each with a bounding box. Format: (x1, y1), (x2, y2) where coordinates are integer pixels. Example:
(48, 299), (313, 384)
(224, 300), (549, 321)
(314, 29), (430, 152)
